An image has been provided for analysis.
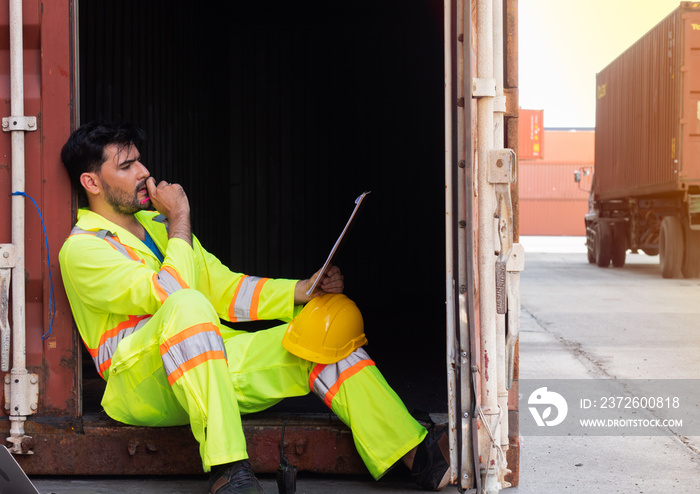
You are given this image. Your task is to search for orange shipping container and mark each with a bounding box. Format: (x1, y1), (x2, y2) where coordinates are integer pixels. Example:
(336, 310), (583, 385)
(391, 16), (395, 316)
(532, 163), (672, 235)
(519, 129), (594, 236)
(519, 108), (544, 159)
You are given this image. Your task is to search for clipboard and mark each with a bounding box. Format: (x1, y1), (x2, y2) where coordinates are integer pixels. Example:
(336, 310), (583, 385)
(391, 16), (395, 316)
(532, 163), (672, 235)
(306, 191), (371, 296)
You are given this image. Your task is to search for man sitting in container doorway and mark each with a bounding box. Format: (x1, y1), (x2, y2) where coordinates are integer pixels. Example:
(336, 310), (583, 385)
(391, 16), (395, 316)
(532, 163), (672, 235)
(58, 121), (451, 493)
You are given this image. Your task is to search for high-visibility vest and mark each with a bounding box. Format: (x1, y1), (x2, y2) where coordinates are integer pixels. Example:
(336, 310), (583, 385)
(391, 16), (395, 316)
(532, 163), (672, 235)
(59, 208), (299, 380)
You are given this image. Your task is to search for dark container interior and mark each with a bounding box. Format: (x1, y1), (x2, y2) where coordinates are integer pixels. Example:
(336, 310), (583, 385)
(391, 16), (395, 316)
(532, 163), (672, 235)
(78, 0), (447, 415)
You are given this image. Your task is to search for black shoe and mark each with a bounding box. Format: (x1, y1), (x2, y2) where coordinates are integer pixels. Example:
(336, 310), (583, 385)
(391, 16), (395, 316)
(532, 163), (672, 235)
(209, 460), (265, 494)
(411, 426), (450, 491)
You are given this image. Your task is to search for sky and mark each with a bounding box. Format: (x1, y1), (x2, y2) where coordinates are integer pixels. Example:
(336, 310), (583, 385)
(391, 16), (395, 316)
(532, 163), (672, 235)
(519, 0), (683, 128)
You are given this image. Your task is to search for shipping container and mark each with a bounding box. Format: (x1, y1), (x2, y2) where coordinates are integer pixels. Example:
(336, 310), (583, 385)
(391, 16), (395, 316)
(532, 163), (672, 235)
(518, 109), (544, 160)
(588, 2), (700, 278)
(0, 0), (521, 491)
(520, 129), (594, 236)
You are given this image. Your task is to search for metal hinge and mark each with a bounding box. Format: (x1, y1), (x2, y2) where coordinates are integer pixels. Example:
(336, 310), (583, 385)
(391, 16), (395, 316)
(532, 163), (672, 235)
(488, 149), (517, 184)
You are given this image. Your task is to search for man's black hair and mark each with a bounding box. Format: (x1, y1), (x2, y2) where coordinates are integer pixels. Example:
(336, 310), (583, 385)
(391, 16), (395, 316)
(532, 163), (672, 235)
(61, 121), (147, 203)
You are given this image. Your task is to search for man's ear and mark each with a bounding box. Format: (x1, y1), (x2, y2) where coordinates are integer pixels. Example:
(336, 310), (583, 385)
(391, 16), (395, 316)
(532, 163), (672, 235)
(80, 172), (101, 196)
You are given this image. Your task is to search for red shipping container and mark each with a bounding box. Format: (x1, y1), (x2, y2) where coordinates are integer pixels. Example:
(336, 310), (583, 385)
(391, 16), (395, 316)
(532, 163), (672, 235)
(519, 130), (595, 236)
(519, 108), (544, 159)
(595, 2), (700, 200)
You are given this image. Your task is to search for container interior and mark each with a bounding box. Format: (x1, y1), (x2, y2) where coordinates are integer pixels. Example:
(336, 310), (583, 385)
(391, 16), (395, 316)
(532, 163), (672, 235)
(78, 0), (447, 415)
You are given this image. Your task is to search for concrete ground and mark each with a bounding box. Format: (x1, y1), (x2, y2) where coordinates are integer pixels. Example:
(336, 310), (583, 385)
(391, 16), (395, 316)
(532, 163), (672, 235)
(30, 236), (700, 493)
(510, 236), (700, 494)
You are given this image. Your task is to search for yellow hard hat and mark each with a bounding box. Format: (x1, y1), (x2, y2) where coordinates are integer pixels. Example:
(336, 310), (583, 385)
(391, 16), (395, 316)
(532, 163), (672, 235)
(282, 293), (367, 364)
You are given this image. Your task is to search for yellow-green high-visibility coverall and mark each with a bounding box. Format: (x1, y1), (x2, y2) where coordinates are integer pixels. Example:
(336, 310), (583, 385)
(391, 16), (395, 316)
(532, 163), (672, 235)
(59, 208), (426, 478)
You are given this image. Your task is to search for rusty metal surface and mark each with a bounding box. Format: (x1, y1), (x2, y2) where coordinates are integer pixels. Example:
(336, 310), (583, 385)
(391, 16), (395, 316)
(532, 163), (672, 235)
(0, 0), (78, 417)
(595, 3), (700, 201)
(505, 0), (520, 485)
(2, 413), (368, 476)
(505, 0), (518, 91)
(506, 115), (520, 241)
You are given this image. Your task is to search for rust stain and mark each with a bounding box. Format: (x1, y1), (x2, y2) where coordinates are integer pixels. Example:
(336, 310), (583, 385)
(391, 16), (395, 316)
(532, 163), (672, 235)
(484, 350), (489, 381)
(0, 413), (434, 475)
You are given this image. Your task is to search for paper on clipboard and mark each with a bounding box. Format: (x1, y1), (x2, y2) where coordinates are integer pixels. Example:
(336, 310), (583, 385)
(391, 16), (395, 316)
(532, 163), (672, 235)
(306, 191), (371, 296)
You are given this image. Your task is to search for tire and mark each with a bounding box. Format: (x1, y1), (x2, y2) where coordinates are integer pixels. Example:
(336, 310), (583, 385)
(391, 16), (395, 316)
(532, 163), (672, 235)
(586, 224), (596, 264)
(659, 216), (683, 279)
(595, 222), (612, 268)
(682, 225), (700, 279)
(611, 224), (626, 268)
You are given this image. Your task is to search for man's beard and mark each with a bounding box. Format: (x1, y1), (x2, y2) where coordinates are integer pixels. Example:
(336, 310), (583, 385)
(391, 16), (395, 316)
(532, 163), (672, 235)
(103, 180), (148, 215)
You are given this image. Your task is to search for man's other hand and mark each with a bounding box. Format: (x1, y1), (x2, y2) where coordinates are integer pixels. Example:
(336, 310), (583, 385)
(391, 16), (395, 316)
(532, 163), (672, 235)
(294, 265), (344, 305)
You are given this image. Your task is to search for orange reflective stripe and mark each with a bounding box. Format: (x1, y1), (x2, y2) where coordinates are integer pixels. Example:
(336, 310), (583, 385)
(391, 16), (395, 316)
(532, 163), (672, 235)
(165, 350), (227, 386)
(89, 315), (152, 378)
(104, 236), (144, 264)
(229, 277), (245, 322)
(309, 363), (327, 391)
(309, 349), (375, 408)
(98, 315), (150, 347)
(160, 323), (226, 385)
(162, 265), (188, 289)
(228, 276), (270, 322)
(152, 266), (189, 304)
(322, 359), (375, 408)
(119, 242), (144, 263)
(249, 278), (267, 319)
(160, 322), (221, 351)
(98, 358), (112, 377)
(153, 273), (168, 304)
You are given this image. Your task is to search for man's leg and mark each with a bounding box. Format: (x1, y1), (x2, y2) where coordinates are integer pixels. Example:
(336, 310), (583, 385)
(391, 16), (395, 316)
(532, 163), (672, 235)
(223, 325), (431, 482)
(308, 347), (428, 479)
(101, 289), (248, 470)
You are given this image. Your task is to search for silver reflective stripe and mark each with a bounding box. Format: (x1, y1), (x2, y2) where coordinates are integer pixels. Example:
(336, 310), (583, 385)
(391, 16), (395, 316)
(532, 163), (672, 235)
(103, 236), (133, 259)
(70, 225), (111, 239)
(70, 226), (132, 260)
(152, 214), (170, 232)
(311, 348), (372, 399)
(92, 316), (152, 376)
(156, 269), (184, 296)
(232, 276), (267, 321)
(161, 328), (227, 379)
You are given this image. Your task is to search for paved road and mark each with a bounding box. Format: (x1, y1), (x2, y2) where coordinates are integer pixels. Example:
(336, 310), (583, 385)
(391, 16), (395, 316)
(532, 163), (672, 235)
(31, 236), (700, 493)
(511, 236), (700, 494)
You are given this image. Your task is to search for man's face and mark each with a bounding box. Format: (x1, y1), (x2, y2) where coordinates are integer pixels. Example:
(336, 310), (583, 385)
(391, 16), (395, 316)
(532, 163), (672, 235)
(97, 143), (151, 215)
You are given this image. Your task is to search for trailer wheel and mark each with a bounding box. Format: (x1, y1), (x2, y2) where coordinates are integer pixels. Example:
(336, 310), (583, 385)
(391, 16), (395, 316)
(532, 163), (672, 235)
(682, 226), (700, 279)
(595, 222), (612, 267)
(611, 224), (626, 268)
(659, 216), (683, 278)
(586, 224), (596, 264)
(587, 245), (596, 264)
